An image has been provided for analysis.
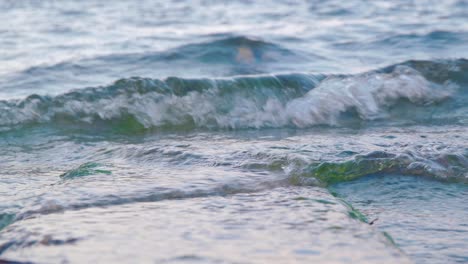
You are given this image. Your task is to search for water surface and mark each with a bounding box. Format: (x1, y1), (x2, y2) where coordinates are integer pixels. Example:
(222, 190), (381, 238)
(0, 0), (467, 263)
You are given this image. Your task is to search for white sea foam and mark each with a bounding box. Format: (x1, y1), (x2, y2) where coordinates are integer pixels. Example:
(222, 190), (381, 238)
(0, 66), (457, 129)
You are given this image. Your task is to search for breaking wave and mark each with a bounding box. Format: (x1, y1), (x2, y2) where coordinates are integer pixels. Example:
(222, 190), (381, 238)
(0, 59), (466, 132)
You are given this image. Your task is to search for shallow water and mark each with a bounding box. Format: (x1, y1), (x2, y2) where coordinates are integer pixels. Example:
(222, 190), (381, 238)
(0, 0), (467, 263)
(331, 175), (468, 264)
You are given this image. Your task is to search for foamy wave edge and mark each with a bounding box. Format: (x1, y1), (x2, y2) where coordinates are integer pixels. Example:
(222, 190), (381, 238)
(0, 59), (466, 131)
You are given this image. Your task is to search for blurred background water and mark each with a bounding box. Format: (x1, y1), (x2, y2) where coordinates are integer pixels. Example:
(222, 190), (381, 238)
(0, 0), (467, 263)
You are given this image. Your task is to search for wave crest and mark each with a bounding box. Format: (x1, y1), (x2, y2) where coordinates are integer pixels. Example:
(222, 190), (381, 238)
(0, 59), (465, 131)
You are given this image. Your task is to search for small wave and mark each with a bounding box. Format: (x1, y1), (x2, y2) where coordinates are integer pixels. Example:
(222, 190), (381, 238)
(0, 59), (466, 132)
(375, 30), (467, 48)
(0, 235), (79, 256)
(9, 177), (288, 227)
(382, 58), (468, 85)
(0, 36), (312, 97)
(291, 151), (468, 186)
(165, 36), (306, 64)
(60, 162), (112, 179)
(335, 30), (468, 51)
(381, 30), (467, 47)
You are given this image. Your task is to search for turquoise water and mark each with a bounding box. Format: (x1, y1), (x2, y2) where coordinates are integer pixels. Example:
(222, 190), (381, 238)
(0, 0), (467, 263)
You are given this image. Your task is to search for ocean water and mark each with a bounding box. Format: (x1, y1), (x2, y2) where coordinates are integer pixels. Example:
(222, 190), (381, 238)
(0, 0), (467, 263)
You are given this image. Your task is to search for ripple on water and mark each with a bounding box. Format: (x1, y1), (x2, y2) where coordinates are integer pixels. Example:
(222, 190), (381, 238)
(0, 187), (410, 263)
(331, 174), (468, 264)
